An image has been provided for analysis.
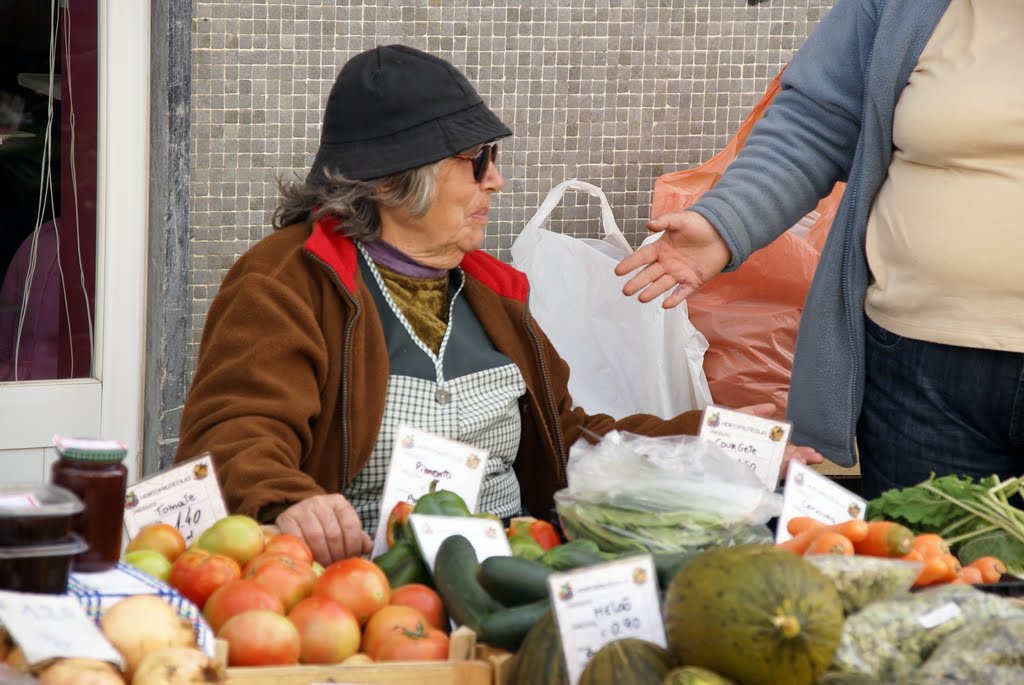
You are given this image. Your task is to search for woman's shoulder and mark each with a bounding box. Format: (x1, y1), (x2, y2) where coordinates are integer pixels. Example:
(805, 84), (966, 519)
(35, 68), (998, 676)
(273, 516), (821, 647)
(461, 250), (529, 303)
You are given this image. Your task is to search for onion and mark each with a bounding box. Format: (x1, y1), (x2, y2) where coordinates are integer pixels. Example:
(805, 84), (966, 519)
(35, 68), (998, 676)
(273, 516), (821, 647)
(100, 595), (196, 677)
(38, 658), (125, 685)
(131, 647), (222, 685)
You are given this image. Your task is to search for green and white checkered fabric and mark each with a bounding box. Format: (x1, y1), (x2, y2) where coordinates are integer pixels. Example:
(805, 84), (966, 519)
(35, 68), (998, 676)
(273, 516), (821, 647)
(345, 244), (525, 535)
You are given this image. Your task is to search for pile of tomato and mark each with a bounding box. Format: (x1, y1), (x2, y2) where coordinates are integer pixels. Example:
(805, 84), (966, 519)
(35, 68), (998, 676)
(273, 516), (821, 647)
(127, 517), (451, 667)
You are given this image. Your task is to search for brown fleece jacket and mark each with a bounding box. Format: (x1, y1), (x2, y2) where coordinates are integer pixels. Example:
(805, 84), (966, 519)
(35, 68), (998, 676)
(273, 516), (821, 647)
(174, 219), (701, 523)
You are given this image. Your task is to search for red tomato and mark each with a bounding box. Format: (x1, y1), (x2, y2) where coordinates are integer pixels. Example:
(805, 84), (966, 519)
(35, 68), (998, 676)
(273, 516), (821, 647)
(313, 557), (390, 626)
(218, 609), (301, 666)
(263, 534), (315, 565)
(168, 548), (241, 609)
(202, 578), (284, 633)
(243, 553), (317, 611)
(373, 626), (449, 662)
(361, 604), (430, 658)
(389, 583), (448, 632)
(287, 596), (361, 664)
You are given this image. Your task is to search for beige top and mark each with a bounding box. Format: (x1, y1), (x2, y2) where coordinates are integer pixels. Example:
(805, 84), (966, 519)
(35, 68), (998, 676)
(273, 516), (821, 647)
(864, 0), (1024, 352)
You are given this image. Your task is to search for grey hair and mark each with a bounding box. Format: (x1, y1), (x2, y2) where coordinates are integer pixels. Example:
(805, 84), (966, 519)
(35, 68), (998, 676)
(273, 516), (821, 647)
(273, 162), (443, 239)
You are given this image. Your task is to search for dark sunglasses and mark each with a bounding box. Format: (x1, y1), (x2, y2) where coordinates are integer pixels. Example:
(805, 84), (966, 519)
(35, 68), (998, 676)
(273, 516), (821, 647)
(453, 143), (499, 182)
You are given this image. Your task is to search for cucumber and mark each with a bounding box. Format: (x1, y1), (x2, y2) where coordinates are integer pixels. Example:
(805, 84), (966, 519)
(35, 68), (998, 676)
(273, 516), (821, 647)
(478, 598), (552, 652)
(476, 555), (553, 606)
(433, 534), (503, 631)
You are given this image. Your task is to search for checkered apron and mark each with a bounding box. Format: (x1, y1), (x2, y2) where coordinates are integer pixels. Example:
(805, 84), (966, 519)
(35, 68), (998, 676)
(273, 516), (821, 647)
(344, 244), (526, 534)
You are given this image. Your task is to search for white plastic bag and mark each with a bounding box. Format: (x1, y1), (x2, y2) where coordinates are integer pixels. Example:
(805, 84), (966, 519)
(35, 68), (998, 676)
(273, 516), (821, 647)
(510, 179), (712, 418)
(553, 430), (781, 554)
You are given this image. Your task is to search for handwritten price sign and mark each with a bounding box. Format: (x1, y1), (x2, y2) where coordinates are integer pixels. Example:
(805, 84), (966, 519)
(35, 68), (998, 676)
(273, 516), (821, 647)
(122, 454), (227, 544)
(0, 591), (123, 668)
(548, 555), (666, 685)
(370, 425), (489, 558)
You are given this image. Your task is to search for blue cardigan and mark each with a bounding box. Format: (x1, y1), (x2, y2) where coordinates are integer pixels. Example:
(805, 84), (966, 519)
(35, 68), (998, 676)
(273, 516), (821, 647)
(689, 0), (951, 466)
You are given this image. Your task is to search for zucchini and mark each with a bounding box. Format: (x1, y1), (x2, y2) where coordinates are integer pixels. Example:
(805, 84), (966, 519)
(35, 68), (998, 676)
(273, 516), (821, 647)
(433, 534), (503, 631)
(478, 598), (552, 652)
(477, 555), (553, 606)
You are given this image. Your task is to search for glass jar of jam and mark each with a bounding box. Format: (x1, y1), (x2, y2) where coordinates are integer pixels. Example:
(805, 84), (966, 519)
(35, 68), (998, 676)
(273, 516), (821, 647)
(49, 437), (129, 572)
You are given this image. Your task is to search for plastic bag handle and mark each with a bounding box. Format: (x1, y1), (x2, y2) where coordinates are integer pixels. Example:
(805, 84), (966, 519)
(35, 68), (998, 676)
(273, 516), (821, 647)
(519, 179), (633, 255)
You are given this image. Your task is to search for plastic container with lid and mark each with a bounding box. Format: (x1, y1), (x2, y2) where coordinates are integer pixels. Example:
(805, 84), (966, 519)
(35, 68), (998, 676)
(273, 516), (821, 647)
(49, 435), (129, 572)
(0, 482), (84, 546)
(0, 533), (89, 593)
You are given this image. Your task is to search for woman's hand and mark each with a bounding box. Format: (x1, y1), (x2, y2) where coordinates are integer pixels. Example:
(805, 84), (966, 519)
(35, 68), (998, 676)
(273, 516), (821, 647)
(276, 494), (372, 566)
(735, 402), (825, 478)
(614, 210), (731, 309)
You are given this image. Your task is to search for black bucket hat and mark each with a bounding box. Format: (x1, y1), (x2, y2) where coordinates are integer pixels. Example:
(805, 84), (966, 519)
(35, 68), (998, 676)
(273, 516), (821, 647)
(307, 45), (512, 183)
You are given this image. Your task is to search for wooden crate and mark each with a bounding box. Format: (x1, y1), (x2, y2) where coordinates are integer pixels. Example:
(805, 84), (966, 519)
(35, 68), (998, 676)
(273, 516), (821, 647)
(221, 626), (492, 685)
(476, 643), (515, 685)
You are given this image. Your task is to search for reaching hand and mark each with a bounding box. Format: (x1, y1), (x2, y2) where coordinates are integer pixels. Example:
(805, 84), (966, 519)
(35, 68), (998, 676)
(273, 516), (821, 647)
(614, 210), (731, 309)
(276, 493), (373, 566)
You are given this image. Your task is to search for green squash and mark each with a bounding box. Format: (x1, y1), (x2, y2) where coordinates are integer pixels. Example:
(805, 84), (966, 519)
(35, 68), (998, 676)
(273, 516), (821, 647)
(663, 666), (736, 685)
(509, 610), (569, 685)
(664, 545), (843, 685)
(578, 638), (677, 685)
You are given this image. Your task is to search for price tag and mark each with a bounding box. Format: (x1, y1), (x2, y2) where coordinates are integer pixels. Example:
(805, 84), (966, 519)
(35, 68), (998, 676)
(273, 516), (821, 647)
(775, 461), (867, 543)
(548, 555), (666, 685)
(407, 514), (512, 570)
(122, 454), (227, 545)
(370, 425), (489, 558)
(698, 405), (791, 491)
(0, 591), (124, 668)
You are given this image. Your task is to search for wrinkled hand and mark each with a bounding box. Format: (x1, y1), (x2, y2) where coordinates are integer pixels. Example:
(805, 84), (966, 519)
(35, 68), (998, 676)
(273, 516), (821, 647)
(735, 403), (825, 479)
(276, 494), (372, 566)
(614, 210), (731, 308)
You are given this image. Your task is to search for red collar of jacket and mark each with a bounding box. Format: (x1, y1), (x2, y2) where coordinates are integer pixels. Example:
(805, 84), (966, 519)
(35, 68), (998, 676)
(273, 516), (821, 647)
(306, 217), (529, 302)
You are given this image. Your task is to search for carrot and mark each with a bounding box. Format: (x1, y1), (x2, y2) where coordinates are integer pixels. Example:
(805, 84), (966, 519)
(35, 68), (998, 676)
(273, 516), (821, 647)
(913, 556), (957, 588)
(787, 516), (827, 536)
(957, 566), (983, 584)
(777, 527), (828, 555)
(832, 519), (870, 544)
(911, 533), (950, 559)
(967, 556), (1007, 584)
(939, 553), (963, 576)
(852, 521), (914, 557)
(901, 549), (925, 563)
(804, 532), (854, 556)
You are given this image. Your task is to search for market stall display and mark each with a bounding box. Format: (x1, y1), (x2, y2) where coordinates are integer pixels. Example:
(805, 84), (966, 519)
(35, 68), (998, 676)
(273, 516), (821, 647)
(4, 429), (1024, 685)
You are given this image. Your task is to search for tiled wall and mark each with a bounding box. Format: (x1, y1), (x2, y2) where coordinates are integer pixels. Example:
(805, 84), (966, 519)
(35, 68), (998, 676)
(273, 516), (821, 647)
(188, 0), (835, 376)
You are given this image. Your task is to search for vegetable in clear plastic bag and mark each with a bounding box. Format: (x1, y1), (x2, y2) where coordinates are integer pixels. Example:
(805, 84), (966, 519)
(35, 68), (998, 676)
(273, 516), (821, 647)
(909, 615), (1024, 684)
(832, 584), (1024, 681)
(805, 555), (923, 614)
(554, 431), (782, 554)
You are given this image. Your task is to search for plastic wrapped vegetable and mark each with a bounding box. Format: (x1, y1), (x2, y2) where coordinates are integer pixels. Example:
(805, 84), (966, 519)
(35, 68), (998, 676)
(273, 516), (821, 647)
(909, 615), (1024, 684)
(805, 555), (923, 614)
(832, 584), (1024, 681)
(554, 431), (781, 554)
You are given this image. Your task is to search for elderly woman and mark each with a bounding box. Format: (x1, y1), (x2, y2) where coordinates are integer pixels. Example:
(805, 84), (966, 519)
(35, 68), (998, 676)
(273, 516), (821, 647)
(175, 45), (819, 565)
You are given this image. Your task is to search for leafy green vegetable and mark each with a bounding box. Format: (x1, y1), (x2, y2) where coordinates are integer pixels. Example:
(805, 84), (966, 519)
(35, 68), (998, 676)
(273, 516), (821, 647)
(867, 474), (1000, 534)
(956, 531), (1024, 575)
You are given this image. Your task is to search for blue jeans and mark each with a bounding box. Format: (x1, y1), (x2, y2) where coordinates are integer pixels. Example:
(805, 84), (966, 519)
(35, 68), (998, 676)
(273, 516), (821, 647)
(857, 317), (1024, 499)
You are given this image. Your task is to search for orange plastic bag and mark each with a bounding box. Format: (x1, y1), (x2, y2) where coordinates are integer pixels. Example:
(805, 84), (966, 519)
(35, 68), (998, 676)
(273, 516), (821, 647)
(651, 70), (844, 418)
